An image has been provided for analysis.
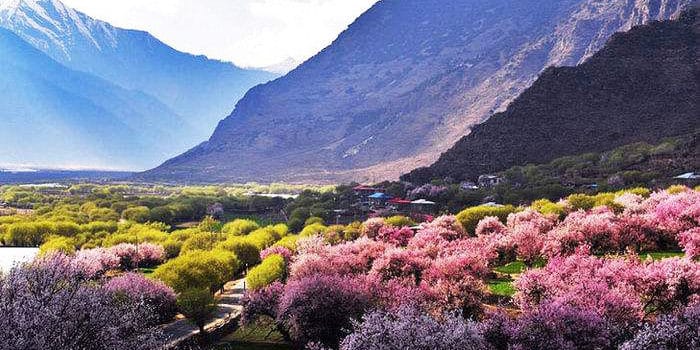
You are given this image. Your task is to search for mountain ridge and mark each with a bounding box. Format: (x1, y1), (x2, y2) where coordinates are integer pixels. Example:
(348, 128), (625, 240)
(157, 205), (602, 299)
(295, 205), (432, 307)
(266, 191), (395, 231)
(142, 0), (692, 184)
(402, 9), (700, 184)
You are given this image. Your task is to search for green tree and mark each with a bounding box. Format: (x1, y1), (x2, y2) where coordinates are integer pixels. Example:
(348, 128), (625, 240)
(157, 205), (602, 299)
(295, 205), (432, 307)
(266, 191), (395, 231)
(177, 289), (217, 334)
(247, 255), (286, 290)
(456, 205), (517, 235)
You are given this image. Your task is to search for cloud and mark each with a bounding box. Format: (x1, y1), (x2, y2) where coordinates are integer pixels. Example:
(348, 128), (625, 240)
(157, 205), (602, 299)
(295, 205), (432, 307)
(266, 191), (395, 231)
(62, 0), (377, 69)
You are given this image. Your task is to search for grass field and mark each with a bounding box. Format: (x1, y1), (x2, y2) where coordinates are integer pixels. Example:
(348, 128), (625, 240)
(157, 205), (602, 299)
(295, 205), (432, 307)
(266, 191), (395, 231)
(643, 251), (684, 260)
(488, 278), (516, 297)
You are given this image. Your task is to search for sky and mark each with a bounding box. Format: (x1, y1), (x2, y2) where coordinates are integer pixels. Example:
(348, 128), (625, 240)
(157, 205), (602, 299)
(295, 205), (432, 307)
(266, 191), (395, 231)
(61, 0), (378, 72)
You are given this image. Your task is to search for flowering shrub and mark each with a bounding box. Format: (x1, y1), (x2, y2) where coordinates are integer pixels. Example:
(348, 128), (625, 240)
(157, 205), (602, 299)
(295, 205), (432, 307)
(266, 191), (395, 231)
(508, 303), (615, 350)
(72, 247), (120, 278)
(239, 187), (700, 349)
(260, 245), (293, 262)
(543, 207), (620, 256)
(0, 254), (163, 349)
(245, 274), (375, 348)
(375, 226), (415, 246)
(340, 306), (487, 350)
(457, 205), (517, 235)
(475, 216), (507, 236)
(678, 227), (700, 259)
(103, 272), (177, 324)
(421, 215), (467, 240)
(241, 281), (285, 326)
(109, 243), (142, 270)
(515, 251), (700, 323)
(361, 218), (385, 238)
(247, 254), (287, 290)
(289, 237), (390, 279)
(135, 243), (166, 267)
(645, 188), (700, 234)
(621, 302), (700, 350)
(369, 248), (430, 285)
(407, 184), (447, 200)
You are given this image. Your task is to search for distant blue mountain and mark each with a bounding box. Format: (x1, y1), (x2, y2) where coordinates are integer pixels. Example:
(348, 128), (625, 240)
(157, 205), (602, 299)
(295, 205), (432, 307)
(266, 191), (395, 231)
(0, 0), (276, 169)
(0, 27), (198, 169)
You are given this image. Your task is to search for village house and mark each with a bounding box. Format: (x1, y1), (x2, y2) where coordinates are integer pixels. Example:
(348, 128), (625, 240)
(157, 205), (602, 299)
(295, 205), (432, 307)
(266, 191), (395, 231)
(478, 175), (504, 188)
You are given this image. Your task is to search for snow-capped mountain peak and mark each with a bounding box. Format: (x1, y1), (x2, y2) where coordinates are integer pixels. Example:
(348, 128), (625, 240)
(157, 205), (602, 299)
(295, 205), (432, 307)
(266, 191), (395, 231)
(0, 0), (116, 59)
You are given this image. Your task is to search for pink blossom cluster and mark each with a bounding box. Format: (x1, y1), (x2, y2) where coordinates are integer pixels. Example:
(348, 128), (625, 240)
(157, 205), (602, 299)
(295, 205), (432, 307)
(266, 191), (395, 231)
(471, 188), (700, 260)
(407, 184), (447, 199)
(72, 248), (120, 278)
(360, 217), (385, 238)
(514, 249), (700, 322)
(103, 272), (177, 324)
(109, 243), (165, 269)
(678, 228), (700, 259)
(260, 246), (293, 262)
(375, 226), (415, 246)
(287, 215), (493, 320)
(242, 187), (700, 348)
(71, 243), (165, 276)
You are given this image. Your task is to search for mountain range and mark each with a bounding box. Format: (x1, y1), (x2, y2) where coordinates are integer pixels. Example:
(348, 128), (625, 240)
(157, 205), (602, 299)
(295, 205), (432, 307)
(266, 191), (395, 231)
(403, 8), (699, 184)
(142, 0), (692, 184)
(0, 0), (275, 169)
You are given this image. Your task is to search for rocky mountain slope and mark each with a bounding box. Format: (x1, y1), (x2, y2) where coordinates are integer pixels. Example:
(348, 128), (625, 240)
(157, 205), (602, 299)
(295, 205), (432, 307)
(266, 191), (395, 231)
(0, 27), (196, 169)
(0, 0), (276, 138)
(403, 9), (699, 184)
(143, 0), (691, 184)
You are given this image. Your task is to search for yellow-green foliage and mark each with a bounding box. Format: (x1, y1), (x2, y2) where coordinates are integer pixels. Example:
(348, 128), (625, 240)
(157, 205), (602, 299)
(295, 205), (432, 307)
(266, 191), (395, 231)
(323, 225), (346, 244)
(591, 193), (624, 212)
(273, 235), (300, 252)
(566, 194), (597, 211)
(666, 185), (689, 194)
(304, 216), (325, 226)
(102, 224), (168, 246)
(247, 254), (286, 290)
(344, 222), (362, 241)
(176, 288), (216, 331)
(271, 223), (289, 237)
(52, 222), (80, 237)
(180, 232), (225, 253)
(4, 222), (54, 246)
(530, 199), (566, 218)
(384, 215), (415, 228)
(154, 249), (239, 293)
(162, 239), (183, 259)
(169, 228), (200, 242)
(300, 223), (327, 237)
(619, 187), (651, 197)
(221, 219), (260, 236)
(217, 236), (261, 267)
(39, 236), (76, 255)
(567, 192), (632, 212)
(456, 205), (517, 234)
(80, 221), (118, 234)
(247, 227), (282, 250)
(121, 206), (151, 223)
(160, 228), (201, 258)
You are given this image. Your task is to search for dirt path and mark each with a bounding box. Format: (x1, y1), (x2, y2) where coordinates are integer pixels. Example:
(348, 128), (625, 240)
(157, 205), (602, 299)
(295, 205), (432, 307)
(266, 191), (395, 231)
(162, 279), (247, 349)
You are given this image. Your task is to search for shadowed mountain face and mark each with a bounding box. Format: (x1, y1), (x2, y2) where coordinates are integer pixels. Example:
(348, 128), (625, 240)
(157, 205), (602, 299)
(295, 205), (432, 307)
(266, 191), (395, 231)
(403, 9), (699, 184)
(0, 0), (276, 167)
(142, 0), (691, 184)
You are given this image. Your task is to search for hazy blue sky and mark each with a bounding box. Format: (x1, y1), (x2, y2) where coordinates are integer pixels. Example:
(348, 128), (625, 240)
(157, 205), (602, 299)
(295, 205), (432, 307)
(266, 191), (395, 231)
(62, 0), (377, 70)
